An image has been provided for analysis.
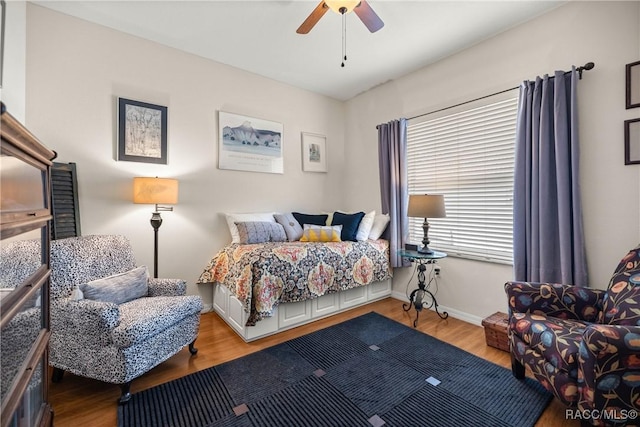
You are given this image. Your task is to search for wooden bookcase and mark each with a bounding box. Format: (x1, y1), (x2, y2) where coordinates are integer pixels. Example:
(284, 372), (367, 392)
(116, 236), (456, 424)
(0, 103), (55, 426)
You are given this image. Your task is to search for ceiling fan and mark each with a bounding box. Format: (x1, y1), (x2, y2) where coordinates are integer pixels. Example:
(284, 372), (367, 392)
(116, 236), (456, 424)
(296, 0), (384, 34)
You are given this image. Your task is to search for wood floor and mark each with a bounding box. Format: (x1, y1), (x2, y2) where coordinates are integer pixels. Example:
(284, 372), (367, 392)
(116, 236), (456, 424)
(49, 297), (577, 426)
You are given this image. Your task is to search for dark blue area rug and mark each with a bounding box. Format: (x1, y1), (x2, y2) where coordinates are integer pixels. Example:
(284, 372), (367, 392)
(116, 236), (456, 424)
(118, 312), (552, 427)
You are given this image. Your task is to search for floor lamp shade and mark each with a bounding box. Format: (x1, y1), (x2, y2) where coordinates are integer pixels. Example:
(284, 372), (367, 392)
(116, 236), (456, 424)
(133, 177), (178, 279)
(133, 177), (179, 205)
(408, 194), (446, 254)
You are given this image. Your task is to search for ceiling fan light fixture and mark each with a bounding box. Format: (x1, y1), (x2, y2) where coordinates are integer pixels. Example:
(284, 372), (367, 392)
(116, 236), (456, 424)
(296, 0), (383, 36)
(325, 0), (360, 14)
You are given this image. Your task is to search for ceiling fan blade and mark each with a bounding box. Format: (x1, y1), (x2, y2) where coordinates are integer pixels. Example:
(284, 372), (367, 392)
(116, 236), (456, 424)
(296, 1), (329, 34)
(353, 0), (384, 33)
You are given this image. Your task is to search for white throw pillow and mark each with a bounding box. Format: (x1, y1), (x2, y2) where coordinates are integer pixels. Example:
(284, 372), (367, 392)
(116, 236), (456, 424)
(368, 214), (390, 240)
(69, 286), (84, 300)
(356, 210), (376, 241)
(225, 212), (276, 243)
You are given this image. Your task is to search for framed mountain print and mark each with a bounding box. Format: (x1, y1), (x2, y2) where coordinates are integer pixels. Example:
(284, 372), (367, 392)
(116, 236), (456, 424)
(218, 111), (283, 174)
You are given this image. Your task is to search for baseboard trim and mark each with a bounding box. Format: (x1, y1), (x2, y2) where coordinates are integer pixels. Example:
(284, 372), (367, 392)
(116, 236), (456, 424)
(390, 291), (483, 326)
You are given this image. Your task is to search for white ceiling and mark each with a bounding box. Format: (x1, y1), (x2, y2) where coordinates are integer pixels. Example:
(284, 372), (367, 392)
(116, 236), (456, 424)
(33, 0), (564, 101)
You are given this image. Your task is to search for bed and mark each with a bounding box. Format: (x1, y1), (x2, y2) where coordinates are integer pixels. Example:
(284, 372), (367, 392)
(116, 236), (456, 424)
(197, 239), (392, 341)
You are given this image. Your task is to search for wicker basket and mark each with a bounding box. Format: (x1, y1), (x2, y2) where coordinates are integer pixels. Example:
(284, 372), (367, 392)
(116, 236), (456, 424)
(482, 312), (510, 352)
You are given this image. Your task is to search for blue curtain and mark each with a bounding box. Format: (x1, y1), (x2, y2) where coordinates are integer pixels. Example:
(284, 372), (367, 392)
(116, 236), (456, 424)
(378, 119), (409, 268)
(513, 68), (588, 285)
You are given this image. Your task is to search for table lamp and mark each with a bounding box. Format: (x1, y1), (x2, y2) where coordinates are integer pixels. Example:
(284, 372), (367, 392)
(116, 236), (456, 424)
(133, 177), (178, 278)
(408, 194), (446, 254)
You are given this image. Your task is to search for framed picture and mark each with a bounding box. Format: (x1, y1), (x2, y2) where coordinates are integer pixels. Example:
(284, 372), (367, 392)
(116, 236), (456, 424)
(118, 98), (168, 164)
(218, 111), (283, 174)
(625, 118), (640, 165)
(626, 61), (640, 109)
(301, 132), (327, 173)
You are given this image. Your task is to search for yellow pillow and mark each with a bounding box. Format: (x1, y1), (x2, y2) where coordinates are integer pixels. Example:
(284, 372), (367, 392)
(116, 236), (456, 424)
(300, 224), (342, 242)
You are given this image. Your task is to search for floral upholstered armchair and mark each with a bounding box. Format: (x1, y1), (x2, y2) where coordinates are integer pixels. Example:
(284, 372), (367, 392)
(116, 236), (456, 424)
(504, 246), (640, 426)
(1, 235), (203, 404)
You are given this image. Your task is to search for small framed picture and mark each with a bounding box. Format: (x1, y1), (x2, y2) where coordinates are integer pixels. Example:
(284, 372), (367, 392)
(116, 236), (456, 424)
(624, 118), (640, 165)
(301, 132), (327, 173)
(626, 61), (640, 109)
(118, 98), (168, 164)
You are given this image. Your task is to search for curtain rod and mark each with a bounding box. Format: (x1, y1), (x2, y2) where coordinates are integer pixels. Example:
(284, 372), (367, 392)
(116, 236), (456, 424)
(402, 61), (595, 123)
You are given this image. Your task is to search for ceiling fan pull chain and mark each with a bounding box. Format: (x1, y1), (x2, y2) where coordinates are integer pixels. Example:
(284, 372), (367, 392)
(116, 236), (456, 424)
(341, 7), (347, 67)
(344, 12), (348, 63)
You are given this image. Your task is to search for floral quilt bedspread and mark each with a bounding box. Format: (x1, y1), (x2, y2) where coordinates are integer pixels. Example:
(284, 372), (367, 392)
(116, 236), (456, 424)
(197, 240), (392, 325)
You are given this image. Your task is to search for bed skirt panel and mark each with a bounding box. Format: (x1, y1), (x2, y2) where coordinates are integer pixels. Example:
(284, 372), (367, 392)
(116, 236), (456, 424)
(212, 279), (392, 342)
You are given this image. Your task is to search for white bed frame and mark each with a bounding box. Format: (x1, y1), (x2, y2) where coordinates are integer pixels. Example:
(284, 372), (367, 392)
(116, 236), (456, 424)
(212, 279), (392, 342)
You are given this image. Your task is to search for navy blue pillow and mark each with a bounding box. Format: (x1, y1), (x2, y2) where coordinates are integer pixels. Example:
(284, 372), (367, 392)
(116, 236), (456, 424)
(292, 212), (329, 227)
(332, 211), (365, 242)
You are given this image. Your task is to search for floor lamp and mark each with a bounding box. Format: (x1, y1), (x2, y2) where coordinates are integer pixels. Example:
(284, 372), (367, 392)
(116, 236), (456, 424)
(408, 194), (446, 254)
(133, 177), (179, 278)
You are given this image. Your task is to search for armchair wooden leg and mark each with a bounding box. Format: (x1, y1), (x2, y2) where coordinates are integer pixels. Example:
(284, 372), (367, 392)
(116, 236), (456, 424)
(189, 340), (198, 355)
(51, 367), (64, 383)
(511, 353), (526, 379)
(118, 381), (132, 404)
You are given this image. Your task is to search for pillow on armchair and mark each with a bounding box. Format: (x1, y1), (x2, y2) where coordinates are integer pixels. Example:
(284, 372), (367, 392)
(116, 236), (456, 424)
(79, 265), (149, 305)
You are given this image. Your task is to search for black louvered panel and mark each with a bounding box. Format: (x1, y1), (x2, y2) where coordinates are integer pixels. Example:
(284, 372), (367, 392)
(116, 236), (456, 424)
(51, 162), (81, 239)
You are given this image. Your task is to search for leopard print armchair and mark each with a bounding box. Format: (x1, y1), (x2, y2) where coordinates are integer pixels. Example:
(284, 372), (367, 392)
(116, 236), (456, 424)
(1, 235), (203, 404)
(504, 246), (640, 426)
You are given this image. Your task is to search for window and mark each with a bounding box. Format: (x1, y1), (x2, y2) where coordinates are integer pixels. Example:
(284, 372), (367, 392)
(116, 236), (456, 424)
(407, 93), (518, 264)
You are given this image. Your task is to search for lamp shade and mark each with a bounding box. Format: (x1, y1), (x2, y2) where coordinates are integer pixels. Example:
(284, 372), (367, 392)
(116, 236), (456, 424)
(133, 177), (178, 205)
(408, 194), (446, 218)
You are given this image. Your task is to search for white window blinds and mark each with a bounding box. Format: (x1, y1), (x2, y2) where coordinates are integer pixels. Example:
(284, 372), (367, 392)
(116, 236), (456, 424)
(407, 94), (518, 264)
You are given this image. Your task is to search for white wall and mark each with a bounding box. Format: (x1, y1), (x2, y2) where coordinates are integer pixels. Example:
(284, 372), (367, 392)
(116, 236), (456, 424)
(19, 2), (640, 322)
(1, 1), (26, 122)
(24, 4), (346, 307)
(344, 1), (640, 323)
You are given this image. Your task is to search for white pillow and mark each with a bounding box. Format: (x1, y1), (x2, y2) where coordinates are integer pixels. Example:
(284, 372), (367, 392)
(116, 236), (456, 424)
(225, 212), (276, 243)
(321, 211), (334, 226)
(356, 210), (376, 241)
(368, 214), (390, 240)
(69, 286), (84, 300)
